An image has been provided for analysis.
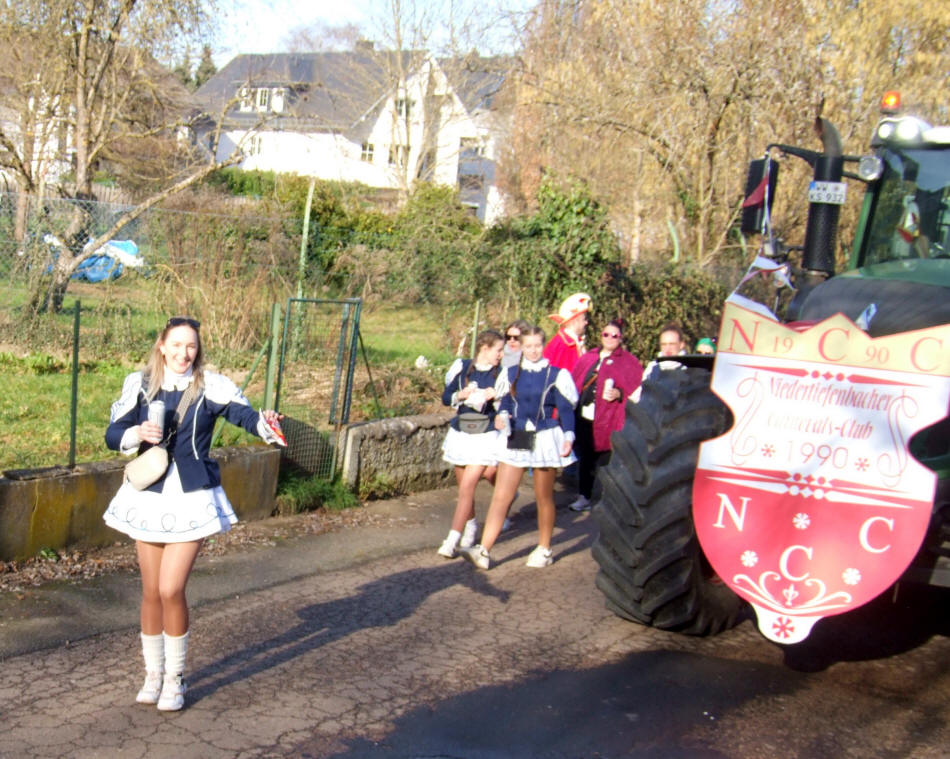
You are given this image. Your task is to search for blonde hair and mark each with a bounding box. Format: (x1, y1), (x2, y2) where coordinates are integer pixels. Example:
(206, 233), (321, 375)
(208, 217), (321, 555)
(143, 318), (205, 400)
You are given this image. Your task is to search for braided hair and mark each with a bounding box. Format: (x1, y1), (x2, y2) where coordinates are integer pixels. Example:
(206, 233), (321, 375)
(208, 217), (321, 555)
(461, 329), (504, 388)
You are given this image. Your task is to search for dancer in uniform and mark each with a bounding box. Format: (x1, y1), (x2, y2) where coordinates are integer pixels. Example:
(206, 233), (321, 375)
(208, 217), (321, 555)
(437, 329), (505, 558)
(460, 325), (577, 569)
(104, 316), (285, 711)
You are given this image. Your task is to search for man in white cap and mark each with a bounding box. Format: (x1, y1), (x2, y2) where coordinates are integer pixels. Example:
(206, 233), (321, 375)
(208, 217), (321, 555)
(543, 292), (591, 373)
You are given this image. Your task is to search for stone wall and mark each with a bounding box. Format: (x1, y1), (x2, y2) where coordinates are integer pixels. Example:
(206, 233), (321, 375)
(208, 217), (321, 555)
(0, 446), (280, 562)
(0, 413), (456, 562)
(341, 412), (453, 496)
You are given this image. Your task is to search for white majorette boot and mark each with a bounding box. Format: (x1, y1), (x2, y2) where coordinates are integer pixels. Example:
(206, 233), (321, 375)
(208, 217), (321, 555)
(135, 632), (164, 704)
(157, 631), (189, 711)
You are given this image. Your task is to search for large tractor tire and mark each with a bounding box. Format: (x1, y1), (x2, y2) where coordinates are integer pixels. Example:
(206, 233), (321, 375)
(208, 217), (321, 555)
(592, 365), (747, 635)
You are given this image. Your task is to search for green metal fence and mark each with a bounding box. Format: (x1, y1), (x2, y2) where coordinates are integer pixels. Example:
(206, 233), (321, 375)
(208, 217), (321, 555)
(274, 298), (362, 479)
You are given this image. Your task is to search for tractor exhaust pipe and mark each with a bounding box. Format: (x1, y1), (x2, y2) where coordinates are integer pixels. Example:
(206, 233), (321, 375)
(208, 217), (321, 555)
(801, 117), (843, 277)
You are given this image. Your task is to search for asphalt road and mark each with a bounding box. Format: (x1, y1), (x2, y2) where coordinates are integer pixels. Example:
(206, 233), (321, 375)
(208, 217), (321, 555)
(2, 484), (949, 758)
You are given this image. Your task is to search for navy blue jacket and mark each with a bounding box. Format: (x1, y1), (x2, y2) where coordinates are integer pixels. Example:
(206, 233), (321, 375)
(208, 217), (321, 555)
(496, 359), (577, 435)
(441, 358), (500, 432)
(106, 371), (263, 493)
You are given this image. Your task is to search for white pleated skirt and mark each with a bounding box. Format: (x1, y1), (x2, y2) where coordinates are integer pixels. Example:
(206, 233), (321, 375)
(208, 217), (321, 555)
(441, 426), (502, 467)
(496, 427), (577, 469)
(103, 462), (238, 543)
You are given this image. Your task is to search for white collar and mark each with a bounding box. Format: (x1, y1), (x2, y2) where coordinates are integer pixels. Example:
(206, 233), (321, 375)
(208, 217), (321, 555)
(161, 367), (194, 391)
(473, 361), (494, 371)
(520, 357), (549, 372)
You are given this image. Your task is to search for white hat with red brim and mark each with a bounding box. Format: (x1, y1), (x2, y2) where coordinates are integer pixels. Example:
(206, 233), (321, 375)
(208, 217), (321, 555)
(548, 292), (591, 325)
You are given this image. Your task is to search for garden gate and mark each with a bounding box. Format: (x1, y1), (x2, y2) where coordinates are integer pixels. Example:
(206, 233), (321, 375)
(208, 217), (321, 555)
(274, 297), (362, 479)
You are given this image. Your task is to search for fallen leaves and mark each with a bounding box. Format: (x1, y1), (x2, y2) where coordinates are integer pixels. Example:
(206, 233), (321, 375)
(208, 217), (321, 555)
(0, 506), (389, 594)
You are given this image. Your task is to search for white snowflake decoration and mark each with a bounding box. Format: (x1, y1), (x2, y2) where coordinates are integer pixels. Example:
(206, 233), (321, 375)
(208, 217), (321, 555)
(793, 512), (811, 530)
(842, 567), (861, 585)
(740, 550), (758, 567)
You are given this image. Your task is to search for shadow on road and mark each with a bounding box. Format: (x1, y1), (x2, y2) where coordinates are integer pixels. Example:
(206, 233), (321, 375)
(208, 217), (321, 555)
(186, 501), (594, 708)
(781, 583), (950, 672)
(185, 562), (511, 706)
(302, 648), (802, 758)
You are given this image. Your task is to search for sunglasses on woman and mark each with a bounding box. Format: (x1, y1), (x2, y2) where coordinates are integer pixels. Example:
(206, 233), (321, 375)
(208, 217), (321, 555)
(505, 333), (521, 341)
(167, 317), (201, 330)
(602, 331), (621, 339)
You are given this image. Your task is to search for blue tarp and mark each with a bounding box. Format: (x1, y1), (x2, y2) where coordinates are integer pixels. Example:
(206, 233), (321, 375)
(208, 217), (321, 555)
(44, 239), (143, 282)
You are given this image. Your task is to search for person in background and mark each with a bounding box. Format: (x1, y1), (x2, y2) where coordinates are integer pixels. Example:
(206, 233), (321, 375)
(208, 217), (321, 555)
(695, 337), (716, 355)
(502, 319), (531, 368)
(568, 318), (643, 511)
(633, 322), (688, 401)
(437, 329), (505, 558)
(104, 317), (285, 712)
(460, 325), (578, 570)
(543, 292), (591, 373)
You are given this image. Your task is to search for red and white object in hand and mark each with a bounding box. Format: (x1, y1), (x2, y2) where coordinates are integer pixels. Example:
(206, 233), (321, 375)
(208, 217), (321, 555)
(261, 411), (287, 447)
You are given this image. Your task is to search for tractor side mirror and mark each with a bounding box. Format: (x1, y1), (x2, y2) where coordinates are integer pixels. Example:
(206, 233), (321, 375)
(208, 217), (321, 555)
(740, 158), (780, 235)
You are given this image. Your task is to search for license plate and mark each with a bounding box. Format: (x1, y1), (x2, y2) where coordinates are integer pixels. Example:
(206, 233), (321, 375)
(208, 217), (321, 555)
(808, 181), (847, 204)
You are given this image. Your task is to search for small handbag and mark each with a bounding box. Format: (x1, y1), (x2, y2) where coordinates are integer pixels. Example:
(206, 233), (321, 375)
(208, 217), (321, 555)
(506, 428), (536, 451)
(506, 368), (550, 451)
(123, 387), (195, 490)
(124, 445), (169, 490)
(458, 412), (491, 434)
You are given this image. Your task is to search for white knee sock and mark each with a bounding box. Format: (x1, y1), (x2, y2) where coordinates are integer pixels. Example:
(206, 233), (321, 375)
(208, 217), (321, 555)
(163, 631), (189, 676)
(141, 632), (164, 674)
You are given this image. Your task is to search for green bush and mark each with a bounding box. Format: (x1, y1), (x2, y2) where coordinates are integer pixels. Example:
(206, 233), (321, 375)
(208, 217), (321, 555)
(275, 470), (359, 514)
(596, 263), (730, 361)
(481, 176), (621, 322)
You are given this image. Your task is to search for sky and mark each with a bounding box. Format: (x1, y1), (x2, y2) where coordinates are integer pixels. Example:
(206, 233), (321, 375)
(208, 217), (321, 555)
(211, 0), (526, 67)
(213, 0), (375, 65)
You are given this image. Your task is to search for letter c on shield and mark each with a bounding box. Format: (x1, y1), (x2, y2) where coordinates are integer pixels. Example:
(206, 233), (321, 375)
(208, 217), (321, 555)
(859, 516), (894, 554)
(779, 545), (813, 581)
(818, 327), (849, 362)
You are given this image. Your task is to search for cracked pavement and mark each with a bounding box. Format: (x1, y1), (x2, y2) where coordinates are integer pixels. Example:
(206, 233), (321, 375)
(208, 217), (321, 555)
(1, 483), (949, 758)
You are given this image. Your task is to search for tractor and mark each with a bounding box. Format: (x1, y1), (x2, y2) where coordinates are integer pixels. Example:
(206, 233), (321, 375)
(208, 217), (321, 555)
(592, 92), (950, 642)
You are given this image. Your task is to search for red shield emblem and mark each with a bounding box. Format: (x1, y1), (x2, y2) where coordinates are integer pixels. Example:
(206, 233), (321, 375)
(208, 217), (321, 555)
(694, 304), (950, 643)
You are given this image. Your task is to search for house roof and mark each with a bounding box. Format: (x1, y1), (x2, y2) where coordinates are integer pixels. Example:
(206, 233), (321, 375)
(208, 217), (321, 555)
(441, 56), (511, 113)
(194, 51), (421, 132)
(195, 51), (512, 135)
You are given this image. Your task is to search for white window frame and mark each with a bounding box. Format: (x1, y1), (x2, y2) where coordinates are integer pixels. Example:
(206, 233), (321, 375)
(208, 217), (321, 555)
(388, 144), (409, 167)
(239, 86), (252, 112)
(257, 88), (270, 111)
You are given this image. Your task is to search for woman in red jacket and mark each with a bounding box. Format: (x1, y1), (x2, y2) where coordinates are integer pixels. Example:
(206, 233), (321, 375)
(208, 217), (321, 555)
(568, 318), (644, 511)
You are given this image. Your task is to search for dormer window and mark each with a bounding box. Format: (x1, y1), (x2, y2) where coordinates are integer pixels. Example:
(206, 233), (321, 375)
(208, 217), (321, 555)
(257, 88), (270, 111)
(239, 86), (252, 112)
(272, 88), (285, 113)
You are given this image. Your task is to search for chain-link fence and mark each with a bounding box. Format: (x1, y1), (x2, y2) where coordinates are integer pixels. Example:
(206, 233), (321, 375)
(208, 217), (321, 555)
(274, 298), (362, 479)
(0, 190), (370, 477)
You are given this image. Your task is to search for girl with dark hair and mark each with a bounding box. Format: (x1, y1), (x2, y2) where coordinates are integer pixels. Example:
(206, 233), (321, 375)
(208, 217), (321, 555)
(459, 325), (578, 569)
(104, 317), (285, 712)
(568, 318), (644, 511)
(437, 329), (506, 558)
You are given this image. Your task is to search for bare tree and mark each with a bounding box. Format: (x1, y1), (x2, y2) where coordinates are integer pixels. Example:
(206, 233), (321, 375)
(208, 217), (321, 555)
(0, 0), (244, 312)
(504, 0), (950, 269)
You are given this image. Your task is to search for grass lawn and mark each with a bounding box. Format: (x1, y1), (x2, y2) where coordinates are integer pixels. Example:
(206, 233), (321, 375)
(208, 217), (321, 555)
(0, 298), (460, 472)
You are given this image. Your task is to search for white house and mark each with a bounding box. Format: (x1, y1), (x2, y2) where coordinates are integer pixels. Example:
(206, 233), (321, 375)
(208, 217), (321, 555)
(194, 49), (511, 224)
